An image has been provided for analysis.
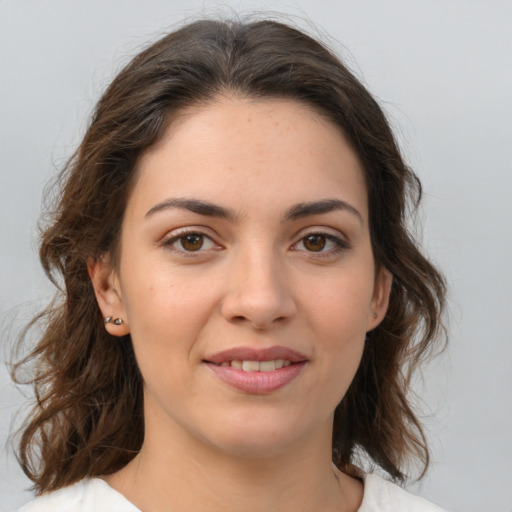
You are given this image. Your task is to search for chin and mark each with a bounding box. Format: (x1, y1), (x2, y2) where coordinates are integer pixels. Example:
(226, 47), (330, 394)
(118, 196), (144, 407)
(208, 431), (297, 460)
(197, 410), (318, 460)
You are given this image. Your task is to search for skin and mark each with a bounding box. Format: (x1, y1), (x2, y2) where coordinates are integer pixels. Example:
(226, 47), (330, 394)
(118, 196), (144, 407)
(91, 97), (392, 512)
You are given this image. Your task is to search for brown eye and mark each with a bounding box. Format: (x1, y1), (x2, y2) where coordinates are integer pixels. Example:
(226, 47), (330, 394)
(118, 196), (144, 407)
(303, 234), (326, 252)
(180, 234), (204, 251)
(164, 231), (219, 254)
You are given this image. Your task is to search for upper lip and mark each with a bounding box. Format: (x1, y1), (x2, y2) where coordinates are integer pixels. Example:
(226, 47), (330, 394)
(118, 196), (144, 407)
(204, 346), (308, 364)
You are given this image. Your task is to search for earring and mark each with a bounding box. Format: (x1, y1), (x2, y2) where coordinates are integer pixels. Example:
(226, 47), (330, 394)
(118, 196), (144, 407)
(105, 316), (123, 325)
(373, 312), (378, 319)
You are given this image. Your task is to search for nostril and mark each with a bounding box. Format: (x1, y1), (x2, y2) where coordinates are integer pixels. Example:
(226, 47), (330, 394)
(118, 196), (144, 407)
(221, 286), (296, 329)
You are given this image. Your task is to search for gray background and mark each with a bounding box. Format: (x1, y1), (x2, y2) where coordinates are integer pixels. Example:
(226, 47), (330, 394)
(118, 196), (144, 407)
(1, 1), (511, 511)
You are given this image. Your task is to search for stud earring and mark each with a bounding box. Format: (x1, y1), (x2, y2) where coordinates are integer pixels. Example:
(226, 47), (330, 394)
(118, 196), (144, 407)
(373, 312), (378, 319)
(105, 316), (123, 325)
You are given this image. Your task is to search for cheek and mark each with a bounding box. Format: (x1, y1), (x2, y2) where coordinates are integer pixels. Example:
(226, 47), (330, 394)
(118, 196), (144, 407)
(306, 271), (375, 339)
(119, 261), (220, 365)
(122, 279), (217, 408)
(302, 271), (374, 393)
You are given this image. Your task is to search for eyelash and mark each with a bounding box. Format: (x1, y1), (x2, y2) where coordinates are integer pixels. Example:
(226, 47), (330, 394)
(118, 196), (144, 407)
(291, 232), (351, 257)
(161, 229), (350, 257)
(161, 228), (221, 256)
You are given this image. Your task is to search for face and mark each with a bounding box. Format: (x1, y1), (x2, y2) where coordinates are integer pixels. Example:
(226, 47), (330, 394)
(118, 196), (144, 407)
(92, 97), (391, 459)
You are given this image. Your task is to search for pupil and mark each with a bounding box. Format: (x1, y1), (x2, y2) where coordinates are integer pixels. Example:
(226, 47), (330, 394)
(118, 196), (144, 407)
(182, 234), (203, 251)
(305, 235), (325, 251)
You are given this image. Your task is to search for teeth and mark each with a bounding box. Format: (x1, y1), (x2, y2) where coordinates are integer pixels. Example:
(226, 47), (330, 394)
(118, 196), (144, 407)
(222, 359), (292, 371)
(242, 360), (260, 372)
(259, 360), (276, 372)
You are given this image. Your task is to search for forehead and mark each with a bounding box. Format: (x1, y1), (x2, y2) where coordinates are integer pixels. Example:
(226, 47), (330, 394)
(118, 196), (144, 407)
(128, 97), (368, 222)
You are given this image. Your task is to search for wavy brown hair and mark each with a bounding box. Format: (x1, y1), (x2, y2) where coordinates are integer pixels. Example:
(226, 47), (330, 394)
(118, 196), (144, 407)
(12, 18), (446, 494)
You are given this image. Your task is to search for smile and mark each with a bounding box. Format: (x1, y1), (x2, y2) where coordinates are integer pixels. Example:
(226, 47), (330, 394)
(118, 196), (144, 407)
(217, 359), (292, 371)
(205, 345), (307, 365)
(204, 346), (307, 394)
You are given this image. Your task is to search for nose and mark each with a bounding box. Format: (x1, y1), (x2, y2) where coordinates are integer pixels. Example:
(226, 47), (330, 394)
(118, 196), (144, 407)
(220, 249), (297, 330)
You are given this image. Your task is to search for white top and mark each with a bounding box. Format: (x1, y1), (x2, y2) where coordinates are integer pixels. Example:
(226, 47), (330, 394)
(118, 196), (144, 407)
(17, 473), (447, 512)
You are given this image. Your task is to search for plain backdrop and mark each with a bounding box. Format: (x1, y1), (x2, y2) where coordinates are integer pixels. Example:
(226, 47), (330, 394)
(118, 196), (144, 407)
(1, 1), (511, 511)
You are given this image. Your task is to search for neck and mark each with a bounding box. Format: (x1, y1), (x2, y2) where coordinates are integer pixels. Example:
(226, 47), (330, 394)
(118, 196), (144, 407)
(104, 417), (363, 512)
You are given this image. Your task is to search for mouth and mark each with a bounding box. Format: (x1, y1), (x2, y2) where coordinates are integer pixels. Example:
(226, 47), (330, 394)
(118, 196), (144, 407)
(203, 346), (308, 394)
(204, 345), (307, 365)
(212, 359), (293, 371)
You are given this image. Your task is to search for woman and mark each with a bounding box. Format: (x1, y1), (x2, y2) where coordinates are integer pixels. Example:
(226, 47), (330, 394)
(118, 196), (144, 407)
(13, 18), (447, 511)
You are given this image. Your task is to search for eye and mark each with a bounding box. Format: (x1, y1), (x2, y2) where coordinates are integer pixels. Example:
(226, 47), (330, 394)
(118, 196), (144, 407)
(303, 234), (328, 252)
(163, 231), (219, 253)
(178, 233), (205, 251)
(293, 232), (349, 255)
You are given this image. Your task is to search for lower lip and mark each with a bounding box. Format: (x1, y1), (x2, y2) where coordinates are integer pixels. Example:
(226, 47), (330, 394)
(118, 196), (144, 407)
(206, 362), (306, 394)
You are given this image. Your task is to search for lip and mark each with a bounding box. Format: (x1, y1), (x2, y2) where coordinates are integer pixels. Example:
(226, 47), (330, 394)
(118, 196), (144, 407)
(206, 361), (306, 394)
(205, 346), (307, 365)
(204, 346), (308, 394)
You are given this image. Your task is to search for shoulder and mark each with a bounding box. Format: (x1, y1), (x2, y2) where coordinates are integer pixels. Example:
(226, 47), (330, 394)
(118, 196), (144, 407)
(16, 478), (140, 512)
(359, 473), (448, 512)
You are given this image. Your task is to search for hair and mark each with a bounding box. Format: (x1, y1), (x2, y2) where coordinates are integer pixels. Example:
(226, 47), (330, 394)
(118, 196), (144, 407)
(12, 17), (446, 494)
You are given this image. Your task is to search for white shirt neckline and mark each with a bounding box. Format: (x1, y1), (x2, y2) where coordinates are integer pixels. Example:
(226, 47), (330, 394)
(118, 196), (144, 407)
(19, 472), (447, 511)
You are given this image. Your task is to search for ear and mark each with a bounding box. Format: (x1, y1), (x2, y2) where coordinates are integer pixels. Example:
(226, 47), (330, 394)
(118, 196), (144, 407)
(87, 256), (130, 337)
(366, 266), (393, 332)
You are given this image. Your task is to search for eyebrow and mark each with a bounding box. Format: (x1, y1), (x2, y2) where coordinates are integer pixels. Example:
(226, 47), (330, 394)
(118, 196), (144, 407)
(145, 197), (362, 223)
(284, 199), (363, 223)
(145, 198), (236, 220)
